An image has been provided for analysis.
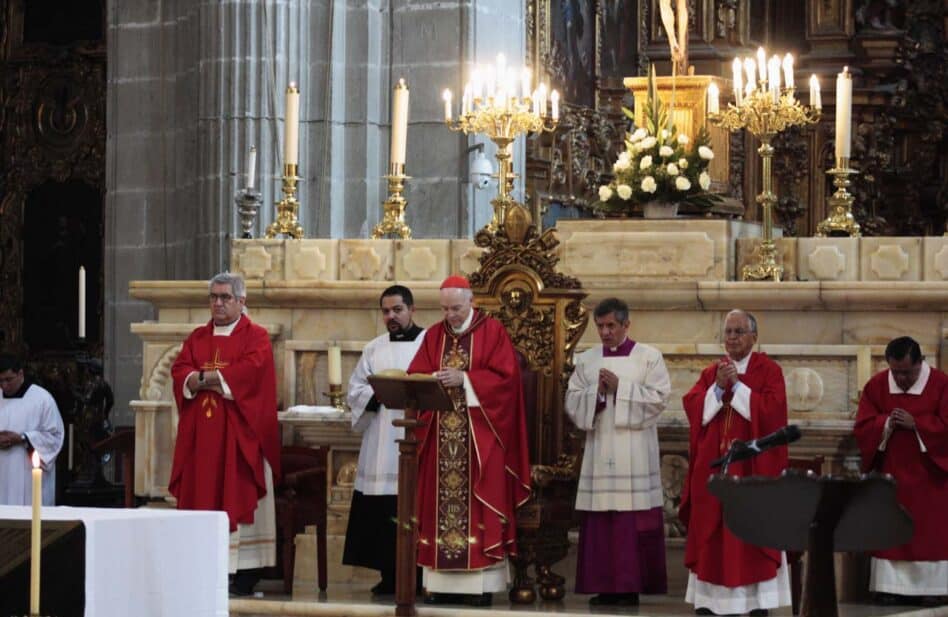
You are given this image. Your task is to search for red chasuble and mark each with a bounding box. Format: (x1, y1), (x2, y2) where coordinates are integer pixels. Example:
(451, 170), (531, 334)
(854, 367), (948, 561)
(407, 309), (531, 571)
(169, 317), (281, 531)
(679, 352), (788, 587)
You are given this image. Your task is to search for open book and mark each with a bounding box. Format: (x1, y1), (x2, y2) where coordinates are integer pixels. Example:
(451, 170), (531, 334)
(368, 370), (454, 411)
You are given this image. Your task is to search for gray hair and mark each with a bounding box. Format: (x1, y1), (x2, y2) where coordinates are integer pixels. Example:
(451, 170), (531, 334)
(725, 309), (757, 333)
(209, 272), (246, 299)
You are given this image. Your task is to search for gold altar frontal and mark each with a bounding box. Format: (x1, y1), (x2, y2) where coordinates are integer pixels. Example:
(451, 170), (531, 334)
(130, 221), (948, 602)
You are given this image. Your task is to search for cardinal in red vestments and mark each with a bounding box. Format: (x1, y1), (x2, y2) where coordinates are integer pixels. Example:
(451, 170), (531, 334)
(169, 273), (281, 596)
(407, 275), (531, 607)
(854, 336), (948, 604)
(680, 309), (790, 615)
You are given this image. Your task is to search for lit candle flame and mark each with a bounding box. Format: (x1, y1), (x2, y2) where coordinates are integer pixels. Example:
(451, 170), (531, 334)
(32, 450), (40, 469)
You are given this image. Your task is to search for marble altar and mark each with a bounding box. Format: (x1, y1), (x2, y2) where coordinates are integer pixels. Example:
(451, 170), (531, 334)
(129, 220), (948, 594)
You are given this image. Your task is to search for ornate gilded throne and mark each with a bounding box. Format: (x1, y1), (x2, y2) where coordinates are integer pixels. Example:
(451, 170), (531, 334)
(468, 204), (588, 602)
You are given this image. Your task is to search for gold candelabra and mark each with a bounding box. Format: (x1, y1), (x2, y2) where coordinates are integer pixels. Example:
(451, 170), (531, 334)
(444, 57), (559, 233)
(265, 163), (304, 239)
(371, 163), (412, 239)
(710, 84), (820, 281)
(816, 158), (861, 237)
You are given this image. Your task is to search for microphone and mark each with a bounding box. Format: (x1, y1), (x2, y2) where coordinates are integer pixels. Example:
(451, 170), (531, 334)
(710, 424), (801, 468)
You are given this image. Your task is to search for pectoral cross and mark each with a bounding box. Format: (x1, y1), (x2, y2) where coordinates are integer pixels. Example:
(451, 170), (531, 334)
(200, 349), (229, 418)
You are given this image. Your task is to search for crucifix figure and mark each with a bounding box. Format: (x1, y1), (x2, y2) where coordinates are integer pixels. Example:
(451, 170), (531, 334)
(659, 0), (689, 75)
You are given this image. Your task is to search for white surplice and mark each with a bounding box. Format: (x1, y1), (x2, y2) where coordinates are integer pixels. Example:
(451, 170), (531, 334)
(0, 384), (64, 505)
(347, 329), (426, 495)
(565, 342), (670, 512)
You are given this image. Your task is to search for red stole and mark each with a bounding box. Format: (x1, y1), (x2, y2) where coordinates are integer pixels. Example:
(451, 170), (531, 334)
(855, 368), (948, 560)
(680, 352), (788, 587)
(408, 310), (531, 570)
(169, 317), (281, 531)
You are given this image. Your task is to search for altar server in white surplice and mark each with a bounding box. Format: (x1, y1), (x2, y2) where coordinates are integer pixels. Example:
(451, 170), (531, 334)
(566, 298), (670, 607)
(0, 353), (64, 505)
(343, 285), (425, 596)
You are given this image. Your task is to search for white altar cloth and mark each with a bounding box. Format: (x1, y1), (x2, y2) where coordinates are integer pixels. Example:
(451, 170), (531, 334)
(0, 505), (228, 617)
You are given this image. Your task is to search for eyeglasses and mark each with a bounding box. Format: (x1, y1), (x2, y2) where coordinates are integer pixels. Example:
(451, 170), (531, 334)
(208, 293), (236, 304)
(724, 328), (751, 337)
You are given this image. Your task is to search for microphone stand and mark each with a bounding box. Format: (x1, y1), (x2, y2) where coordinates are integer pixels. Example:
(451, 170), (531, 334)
(716, 439), (752, 475)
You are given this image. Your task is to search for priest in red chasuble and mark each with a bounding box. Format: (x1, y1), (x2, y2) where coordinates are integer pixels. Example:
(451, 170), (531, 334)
(408, 275), (531, 607)
(680, 310), (791, 616)
(855, 336), (948, 605)
(169, 272), (281, 597)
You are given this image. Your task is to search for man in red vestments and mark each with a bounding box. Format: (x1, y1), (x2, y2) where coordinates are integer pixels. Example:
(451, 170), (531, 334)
(855, 336), (948, 606)
(680, 309), (791, 616)
(169, 272), (281, 597)
(408, 275), (531, 607)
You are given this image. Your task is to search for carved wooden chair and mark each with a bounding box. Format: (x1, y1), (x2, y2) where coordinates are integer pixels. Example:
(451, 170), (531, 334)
(273, 445), (328, 594)
(786, 455), (825, 615)
(470, 205), (589, 602)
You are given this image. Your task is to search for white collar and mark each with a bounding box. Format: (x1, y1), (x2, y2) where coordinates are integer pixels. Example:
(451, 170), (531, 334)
(888, 361), (930, 395)
(452, 309), (474, 334)
(213, 314), (241, 336)
(730, 352), (752, 375)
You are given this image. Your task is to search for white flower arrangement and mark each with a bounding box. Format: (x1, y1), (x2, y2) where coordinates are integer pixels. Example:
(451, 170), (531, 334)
(595, 69), (721, 214)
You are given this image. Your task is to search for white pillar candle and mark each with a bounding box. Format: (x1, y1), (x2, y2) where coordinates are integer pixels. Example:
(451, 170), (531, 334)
(783, 53), (795, 89)
(538, 83), (548, 116)
(472, 68), (483, 101)
(707, 82), (719, 114)
(442, 89), (452, 122)
(744, 58), (757, 93)
(30, 451), (41, 615)
(768, 56), (781, 102)
(835, 66), (852, 160)
(756, 47), (767, 82)
(245, 146), (256, 190)
(390, 79), (410, 165)
(284, 82), (299, 166)
(550, 90), (560, 120)
(328, 346), (342, 386)
(521, 68), (531, 100)
(78, 266), (86, 339)
(810, 74), (822, 109)
(732, 58), (743, 105)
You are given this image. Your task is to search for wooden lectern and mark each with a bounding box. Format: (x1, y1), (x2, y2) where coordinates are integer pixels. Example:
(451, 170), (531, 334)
(367, 372), (454, 617)
(708, 471), (913, 617)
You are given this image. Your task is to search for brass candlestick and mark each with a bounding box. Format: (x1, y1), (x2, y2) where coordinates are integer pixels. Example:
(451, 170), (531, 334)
(710, 86), (820, 281)
(446, 96), (558, 233)
(324, 383), (346, 410)
(816, 158), (860, 237)
(265, 163), (304, 238)
(371, 163), (412, 239)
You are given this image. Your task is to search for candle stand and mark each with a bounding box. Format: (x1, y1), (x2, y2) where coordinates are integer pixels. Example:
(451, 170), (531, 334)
(235, 188), (263, 239)
(324, 383), (346, 410)
(371, 163), (412, 239)
(816, 159), (860, 237)
(265, 164), (304, 239)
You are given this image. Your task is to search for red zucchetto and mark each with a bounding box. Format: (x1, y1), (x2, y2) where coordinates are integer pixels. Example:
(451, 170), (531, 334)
(440, 275), (471, 290)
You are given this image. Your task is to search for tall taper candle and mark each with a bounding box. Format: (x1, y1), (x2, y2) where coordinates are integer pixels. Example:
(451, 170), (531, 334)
(391, 79), (409, 166)
(707, 82), (719, 114)
(284, 82), (299, 166)
(246, 146), (257, 190)
(328, 345), (342, 386)
(78, 266), (86, 339)
(30, 450), (41, 615)
(810, 74), (822, 109)
(835, 67), (852, 160)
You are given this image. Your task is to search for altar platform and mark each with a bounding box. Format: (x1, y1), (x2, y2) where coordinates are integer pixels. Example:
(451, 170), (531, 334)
(229, 582), (948, 617)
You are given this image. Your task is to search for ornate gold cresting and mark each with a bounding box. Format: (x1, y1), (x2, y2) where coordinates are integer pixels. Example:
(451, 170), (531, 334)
(710, 71), (820, 281)
(371, 163), (412, 239)
(816, 158), (861, 237)
(265, 163), (304, 239)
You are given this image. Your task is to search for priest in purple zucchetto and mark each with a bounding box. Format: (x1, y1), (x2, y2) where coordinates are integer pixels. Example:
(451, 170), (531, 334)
(565, 297), (671, 606)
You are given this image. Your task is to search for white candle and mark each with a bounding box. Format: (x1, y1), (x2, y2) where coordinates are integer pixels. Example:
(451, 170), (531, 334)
(442, 89), (452, 123)
(810, 74), (822, 109)
(472, 68), (483, 101)
(538, 83), (548, 116)
(550, 90), (560, 120)
(835, 66), (852, 160)
(732, 58), (743, 105)
(857, 346), (872, 390)
(30, 451), (41, 614)
(744, 58), (757, 93)
(521, 68), (531, 100)
(485, 66), (496, 100)
(756, 47), (767, 82)
(284, 82), (299, 166)
(78, 266), (86, 339)
(245, 146), (256, 190)
(783, 53), (795, 89)
(768, 56), (781, 102)
(707, 82), (719, 114)
(462, 83), (472, 116)
(328, 346), (342, 386)
(391, 79), (410, 165)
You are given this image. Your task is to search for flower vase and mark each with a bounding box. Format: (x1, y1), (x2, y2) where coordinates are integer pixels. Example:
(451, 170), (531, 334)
(642, 201), (679, 219)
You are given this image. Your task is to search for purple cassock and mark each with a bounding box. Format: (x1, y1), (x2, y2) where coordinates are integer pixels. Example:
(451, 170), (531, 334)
(574, 338), (668, 595)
